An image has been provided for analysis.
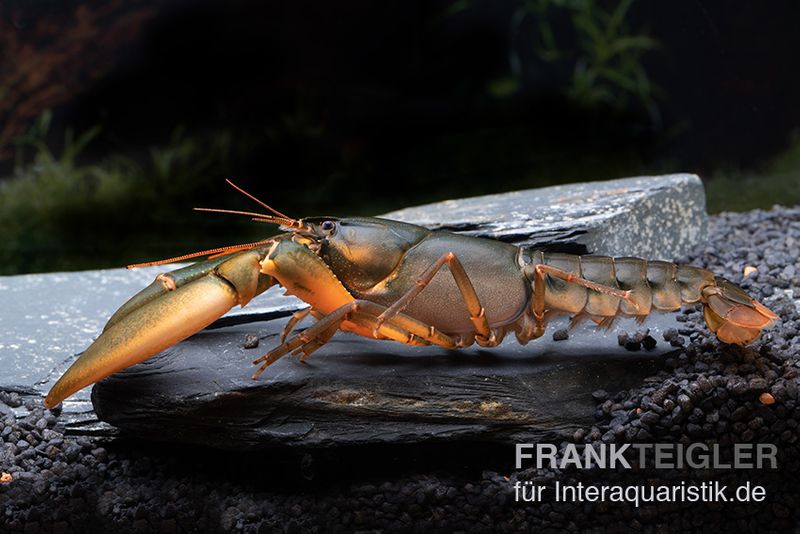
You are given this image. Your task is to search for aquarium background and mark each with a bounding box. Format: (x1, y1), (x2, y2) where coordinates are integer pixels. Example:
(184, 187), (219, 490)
(1, 0), (799, 274)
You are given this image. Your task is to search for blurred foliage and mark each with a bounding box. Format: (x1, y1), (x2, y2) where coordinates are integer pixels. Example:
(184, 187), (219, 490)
(497, 0), (659, 121)
(705, 131), (800, 214)
(0, 112), (261, 275)
(1, 2), (797, 278)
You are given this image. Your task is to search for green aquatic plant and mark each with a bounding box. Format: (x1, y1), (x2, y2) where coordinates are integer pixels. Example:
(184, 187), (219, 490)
(500, 0), (660, 121)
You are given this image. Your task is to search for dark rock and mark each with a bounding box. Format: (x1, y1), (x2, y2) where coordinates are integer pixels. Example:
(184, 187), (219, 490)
(92, 322), (666, 449)
(639, 411), (660, 426)
(730, 406), (751, 422)
(625, 340), (642, 351)
(552, 329), (569, 341)
(591, 390), (609, 402)
(243, 334), (260, 350)
(662, 328), (678, 342)
(677, 394), (693, 412)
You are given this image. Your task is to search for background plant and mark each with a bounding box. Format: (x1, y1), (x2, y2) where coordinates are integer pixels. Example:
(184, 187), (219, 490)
(499, 0), (659, 122)
(0, 113), (258, 275)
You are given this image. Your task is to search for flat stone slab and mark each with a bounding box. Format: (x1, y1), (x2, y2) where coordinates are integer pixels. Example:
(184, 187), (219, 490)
(0, 174), (707, 443)
(92, 318), (670, 449)
(384, 173), (707, 259)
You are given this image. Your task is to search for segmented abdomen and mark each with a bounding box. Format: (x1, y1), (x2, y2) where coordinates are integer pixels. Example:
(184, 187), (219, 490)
(528, 251), (716, 317)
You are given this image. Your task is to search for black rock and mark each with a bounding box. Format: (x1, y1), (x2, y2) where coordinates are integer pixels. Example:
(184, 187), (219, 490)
(92, 322), (666, 449)
(552, 329), (569, 341)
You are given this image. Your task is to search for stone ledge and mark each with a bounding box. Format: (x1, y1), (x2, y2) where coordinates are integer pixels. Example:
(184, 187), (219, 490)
(384, 173), (707, 259)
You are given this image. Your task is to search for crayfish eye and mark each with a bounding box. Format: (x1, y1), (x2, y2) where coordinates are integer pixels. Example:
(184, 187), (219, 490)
(321, 220), (336, 233)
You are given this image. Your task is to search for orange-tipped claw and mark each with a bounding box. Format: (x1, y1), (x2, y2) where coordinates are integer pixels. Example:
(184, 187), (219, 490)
(44, 249), (275, 409)
(44, 275), (240, 409)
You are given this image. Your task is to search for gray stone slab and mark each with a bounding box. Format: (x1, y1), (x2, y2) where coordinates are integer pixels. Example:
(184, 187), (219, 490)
(0, 174), (707, 442)
(384, 173), (707, 259)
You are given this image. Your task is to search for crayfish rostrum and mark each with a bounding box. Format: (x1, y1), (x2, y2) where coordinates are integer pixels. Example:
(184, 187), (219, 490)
(44, 182), (778, 408)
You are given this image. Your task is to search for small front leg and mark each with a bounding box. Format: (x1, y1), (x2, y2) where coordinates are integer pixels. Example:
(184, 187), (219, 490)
(252, 299), (458, 378)
(513, 309), (547, 345)
(281, 308), (313, 343)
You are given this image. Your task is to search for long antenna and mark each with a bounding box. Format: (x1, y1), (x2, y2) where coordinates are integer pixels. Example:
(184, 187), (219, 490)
(225, 179), (294, 221)
(127, 180), (298, 268)
(193, 207), (296, 227)
(127, 238), (275, 269)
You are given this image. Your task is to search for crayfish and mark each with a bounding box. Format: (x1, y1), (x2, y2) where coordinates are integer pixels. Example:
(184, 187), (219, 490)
(44, 182), (778, 408)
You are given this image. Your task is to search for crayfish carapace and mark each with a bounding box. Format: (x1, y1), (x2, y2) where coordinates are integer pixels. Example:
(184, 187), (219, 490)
(44, 182), (778, 408)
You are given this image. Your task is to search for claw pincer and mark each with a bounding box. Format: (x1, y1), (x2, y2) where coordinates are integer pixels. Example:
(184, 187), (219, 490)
(45, 249), (270, 408)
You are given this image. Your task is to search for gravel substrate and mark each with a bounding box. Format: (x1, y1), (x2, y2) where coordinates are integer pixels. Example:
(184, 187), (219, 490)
(2, 206), (800, 533)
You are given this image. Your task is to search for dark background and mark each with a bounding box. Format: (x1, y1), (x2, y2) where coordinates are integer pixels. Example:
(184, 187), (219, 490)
(1, 0), (799, 274)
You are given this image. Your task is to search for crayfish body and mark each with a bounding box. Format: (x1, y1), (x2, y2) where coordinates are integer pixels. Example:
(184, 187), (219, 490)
(44, 192), (778, 409)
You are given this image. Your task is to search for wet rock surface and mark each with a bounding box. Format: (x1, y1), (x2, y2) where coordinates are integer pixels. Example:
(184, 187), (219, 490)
(384, 173), (707, 259)
(91, 324), (669, 448)
(2, 199), (800, 531)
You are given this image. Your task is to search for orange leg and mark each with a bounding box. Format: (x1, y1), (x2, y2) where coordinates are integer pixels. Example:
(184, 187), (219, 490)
(253, 299), (457, 377)
(374, 252), (492, 342)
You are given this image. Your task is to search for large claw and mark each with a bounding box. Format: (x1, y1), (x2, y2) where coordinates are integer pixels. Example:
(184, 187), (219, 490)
(44, 248), (276, 409)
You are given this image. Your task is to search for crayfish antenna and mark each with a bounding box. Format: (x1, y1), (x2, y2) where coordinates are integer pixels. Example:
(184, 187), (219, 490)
(128, 180), (301, 269)
(127, 239), (275, 268)
(193, 207), (302, 230)
(224, 179), (296, 223)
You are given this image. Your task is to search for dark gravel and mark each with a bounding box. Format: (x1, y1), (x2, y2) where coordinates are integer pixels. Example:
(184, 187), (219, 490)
(2, 206), (800, 532)
(552, 328), (570, 341)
